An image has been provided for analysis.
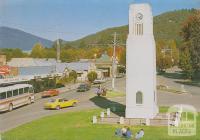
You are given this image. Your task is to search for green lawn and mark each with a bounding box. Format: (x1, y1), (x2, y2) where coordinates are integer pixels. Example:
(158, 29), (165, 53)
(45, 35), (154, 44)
(106, 91), (125, 98)
(2, 108), (200, 140)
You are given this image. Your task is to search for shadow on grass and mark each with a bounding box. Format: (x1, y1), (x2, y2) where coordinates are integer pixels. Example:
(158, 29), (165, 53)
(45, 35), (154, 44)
(90, 96), (125, 117)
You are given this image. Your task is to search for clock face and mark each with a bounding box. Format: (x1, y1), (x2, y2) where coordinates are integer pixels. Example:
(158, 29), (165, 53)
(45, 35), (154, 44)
(136, 13), (143, 21)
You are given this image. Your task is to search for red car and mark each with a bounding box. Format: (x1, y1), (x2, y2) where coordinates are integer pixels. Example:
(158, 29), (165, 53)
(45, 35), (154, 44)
(41, 89), (59, 98)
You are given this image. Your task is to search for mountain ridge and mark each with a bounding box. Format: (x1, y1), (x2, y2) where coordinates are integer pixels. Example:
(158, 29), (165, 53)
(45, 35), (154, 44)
(0, 26), (53, 50)
(0, 9), (196, 50)
(67, 9), (196, 47)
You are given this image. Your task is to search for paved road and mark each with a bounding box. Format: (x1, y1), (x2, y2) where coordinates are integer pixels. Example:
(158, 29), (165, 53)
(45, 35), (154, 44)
(0, 78), (125, 133)
(158, 67), (200, 96)
(1, 75), (200, 133)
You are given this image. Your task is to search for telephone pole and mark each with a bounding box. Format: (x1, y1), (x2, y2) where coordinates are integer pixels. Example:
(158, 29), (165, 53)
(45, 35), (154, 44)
(56, 39), (61, 63)
(88, 32), (121, 91)
(112, 32), (118, 91)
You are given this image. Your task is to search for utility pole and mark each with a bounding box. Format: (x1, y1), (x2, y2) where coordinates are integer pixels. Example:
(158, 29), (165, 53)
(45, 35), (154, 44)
(56, 39), (61, 63)
(88, 32), (122, 91)
(112, 32), (118, 91)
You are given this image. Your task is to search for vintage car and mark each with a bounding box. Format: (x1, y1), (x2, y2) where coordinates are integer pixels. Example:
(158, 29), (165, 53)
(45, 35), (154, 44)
(77, 83), (90, 92)
(93, 78), (106, 84)
(41, 89), (59, 98)
(44, 98), (78, 110)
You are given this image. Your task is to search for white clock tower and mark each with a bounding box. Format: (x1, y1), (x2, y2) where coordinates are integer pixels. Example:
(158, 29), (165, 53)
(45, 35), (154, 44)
(126, 3), (158, 119)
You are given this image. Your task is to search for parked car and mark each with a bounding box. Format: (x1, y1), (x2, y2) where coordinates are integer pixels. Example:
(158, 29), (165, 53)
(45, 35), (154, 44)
(77, 83), (90, 92)
(116, 73), (125, 78)
(44, 98), (78, 110)
(41, 89), (59, 98)
(93, 78), (106, 84)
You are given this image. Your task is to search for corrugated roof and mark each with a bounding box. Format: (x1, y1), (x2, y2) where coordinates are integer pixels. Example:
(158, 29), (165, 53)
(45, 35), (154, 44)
(8, 58), (56, 67)
(56, 62), (93, 73)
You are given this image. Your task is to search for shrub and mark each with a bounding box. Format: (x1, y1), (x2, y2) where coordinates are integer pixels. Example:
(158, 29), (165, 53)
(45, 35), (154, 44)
(87, 71), (97, 83)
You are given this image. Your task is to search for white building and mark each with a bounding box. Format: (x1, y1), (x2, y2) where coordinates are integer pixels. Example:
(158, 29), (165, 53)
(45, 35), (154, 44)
(126, 3), (158, 119)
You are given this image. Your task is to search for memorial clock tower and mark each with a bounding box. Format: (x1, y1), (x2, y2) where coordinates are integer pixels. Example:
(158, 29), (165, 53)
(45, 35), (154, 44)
(126, 3), (158, 119)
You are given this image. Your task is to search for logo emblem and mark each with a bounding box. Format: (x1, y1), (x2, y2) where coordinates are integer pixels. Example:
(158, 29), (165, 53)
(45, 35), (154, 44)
(168, 104), (197, 136)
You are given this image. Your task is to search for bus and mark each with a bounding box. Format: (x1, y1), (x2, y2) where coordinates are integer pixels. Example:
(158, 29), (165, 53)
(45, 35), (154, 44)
(0, 84), (35, 112)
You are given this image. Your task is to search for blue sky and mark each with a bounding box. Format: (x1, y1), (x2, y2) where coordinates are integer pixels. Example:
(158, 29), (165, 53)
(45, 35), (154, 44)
(0, 0), (199, 41)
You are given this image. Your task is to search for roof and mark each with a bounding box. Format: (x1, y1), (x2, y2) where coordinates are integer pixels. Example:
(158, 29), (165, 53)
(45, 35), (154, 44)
(8, 58), (56, 67)
(0, 84), (32, 93)
(96, 52), (112, 63)
(56, 62), (93, 73)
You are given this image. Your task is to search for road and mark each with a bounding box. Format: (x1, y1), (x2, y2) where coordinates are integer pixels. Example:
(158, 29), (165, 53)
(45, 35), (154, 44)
(1, 75), (200, 133)
(0, 78), (125, 133)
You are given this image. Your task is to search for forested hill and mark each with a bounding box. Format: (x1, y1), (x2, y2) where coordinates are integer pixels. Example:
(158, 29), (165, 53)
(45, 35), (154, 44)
(67, 9), (196, 47)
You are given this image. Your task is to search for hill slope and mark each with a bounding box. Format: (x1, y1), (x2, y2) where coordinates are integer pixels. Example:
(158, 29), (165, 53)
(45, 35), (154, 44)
(0, 26), (53, 50)
(68, 9), (196, 47)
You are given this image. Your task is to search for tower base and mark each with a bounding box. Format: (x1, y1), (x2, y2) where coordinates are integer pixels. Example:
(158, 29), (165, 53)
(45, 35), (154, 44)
(126, 105), (158, 119)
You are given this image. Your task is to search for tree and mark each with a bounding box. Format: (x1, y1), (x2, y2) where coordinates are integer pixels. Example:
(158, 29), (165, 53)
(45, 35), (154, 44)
(156, 40), (173, 72)
(87, 71), (97, 83)
(0, 48), (27, 61)
(45, 48), (56, 58)
(31, 43), (46, 58)
(179, 48), (193, 78)
(69, 70), (77, 83)
(79, 41), (87, 48)
(120, 49), (126, 66)
(179, 10), (200, 78)
(168, 40), (179, 66)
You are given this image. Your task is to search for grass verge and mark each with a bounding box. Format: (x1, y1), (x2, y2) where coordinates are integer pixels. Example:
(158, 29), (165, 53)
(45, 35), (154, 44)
(2, 107), (200, 140)
(106, 91), (125, 98)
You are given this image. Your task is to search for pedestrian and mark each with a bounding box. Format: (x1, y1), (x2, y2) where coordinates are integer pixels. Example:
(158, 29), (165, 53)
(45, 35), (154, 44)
(135, 132), (140, 140)
(126, 127), (132, 139)
(115, 128), (122, 137)
(135, 129), (144, 140)
(139, 129), (144, 137)
(121, 126), (127, 137)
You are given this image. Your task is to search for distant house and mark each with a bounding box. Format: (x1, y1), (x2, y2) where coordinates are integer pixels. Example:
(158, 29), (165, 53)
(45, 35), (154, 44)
(56, 61), (97, 82)
(56, 53), (114, 82)
(7, 58), (56, 76)
(95, 52), (113, 77)
(6, 54), (114, 82)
